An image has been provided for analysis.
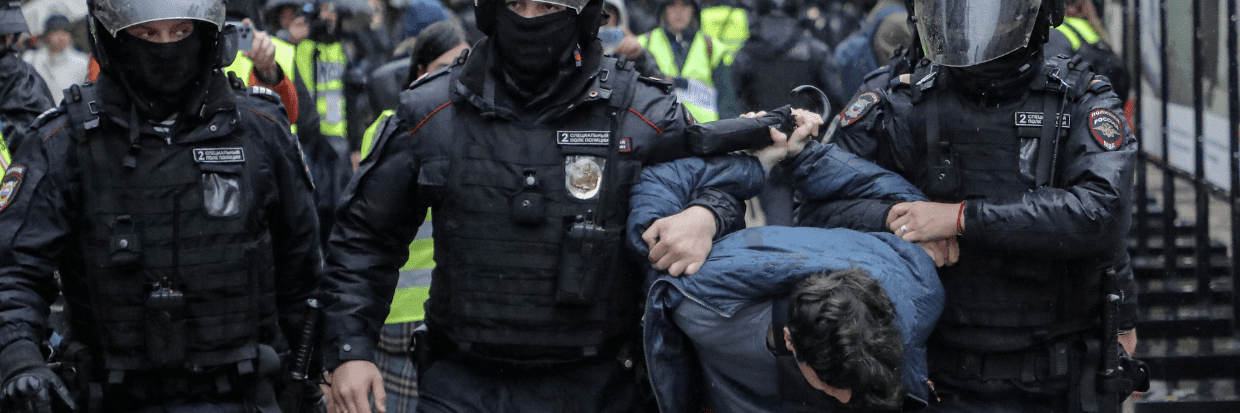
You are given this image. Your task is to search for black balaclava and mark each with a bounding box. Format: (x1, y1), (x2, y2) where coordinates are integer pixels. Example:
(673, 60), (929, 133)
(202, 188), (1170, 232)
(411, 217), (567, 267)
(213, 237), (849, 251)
(493, 6), (581, 93)
(108, 26), (210, 119)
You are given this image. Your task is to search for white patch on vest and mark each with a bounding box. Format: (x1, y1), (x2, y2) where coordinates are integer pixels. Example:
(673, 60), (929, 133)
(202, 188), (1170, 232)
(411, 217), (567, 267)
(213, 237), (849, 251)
(1014, 112), (1071, 128)
(557, 131), (610, 146)
(193, 148), (246, 163)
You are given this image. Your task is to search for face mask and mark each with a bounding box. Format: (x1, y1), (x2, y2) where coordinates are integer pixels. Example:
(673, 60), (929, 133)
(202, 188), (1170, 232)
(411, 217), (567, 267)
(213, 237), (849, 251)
(598, 27), (624, 55)
(494, 6), (580, 90)
(114, 30), (207, 117)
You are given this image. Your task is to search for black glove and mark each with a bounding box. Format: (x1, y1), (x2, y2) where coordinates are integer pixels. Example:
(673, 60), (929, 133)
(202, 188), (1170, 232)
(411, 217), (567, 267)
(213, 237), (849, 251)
(0, 341), (75, 413)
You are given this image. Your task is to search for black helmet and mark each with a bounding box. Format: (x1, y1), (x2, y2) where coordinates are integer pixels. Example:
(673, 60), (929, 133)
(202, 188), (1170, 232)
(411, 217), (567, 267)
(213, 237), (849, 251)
(0, 1), (30, 36)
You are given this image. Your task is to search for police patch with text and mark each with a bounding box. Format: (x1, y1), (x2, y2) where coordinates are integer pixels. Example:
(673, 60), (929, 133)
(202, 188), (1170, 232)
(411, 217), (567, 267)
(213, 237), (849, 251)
(839, 91), (880, 127)
(557, 131), (610, 146)
(193, 148), (246, 163)
(1088, 109), (1124, 151)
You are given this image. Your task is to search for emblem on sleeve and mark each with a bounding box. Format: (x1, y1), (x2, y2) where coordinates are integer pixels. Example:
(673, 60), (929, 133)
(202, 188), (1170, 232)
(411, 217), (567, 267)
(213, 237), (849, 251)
(0, 165), (26, 212)
(1088, 109), (1123, 151)
(565, 156), (606, 200)
(839, 91), (880, 127)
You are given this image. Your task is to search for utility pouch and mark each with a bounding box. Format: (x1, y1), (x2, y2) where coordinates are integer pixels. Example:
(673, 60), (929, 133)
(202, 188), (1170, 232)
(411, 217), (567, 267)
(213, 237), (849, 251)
(109, 216), (142, 267)
(144, 285), (187, 367)
(200, 164), (245, 218)
(556, 219), (611, 305)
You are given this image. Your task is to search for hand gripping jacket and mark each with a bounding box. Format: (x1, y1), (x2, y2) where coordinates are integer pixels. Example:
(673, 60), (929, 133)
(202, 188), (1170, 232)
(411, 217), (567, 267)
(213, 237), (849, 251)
(901, 56), (1120, 353)
(58, 83), (286, 373)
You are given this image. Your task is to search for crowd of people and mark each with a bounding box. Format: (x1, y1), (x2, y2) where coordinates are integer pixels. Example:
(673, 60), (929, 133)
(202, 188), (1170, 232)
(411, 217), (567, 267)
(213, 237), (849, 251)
(0, 0), (1149, 412)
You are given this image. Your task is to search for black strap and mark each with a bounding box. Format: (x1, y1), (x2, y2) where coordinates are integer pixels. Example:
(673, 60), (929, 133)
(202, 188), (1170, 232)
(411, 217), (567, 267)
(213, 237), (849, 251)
(595, 58), (639, 227)
(1035, 67), (1068, 188)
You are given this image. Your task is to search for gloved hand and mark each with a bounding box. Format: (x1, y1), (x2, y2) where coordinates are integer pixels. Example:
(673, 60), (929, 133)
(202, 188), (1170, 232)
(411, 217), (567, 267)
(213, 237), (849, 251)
(0, 341), (74, 413)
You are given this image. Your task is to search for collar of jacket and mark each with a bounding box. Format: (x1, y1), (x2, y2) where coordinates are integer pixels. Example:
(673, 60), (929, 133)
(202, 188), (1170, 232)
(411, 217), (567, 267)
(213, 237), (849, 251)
(95, 72), (239, 144)
(453, 37), (607, 123)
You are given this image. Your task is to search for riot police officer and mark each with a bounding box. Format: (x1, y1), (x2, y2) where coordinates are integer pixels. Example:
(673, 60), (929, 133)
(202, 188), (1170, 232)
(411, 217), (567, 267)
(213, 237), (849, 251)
(0, 1), (55, 155)
(829, 0), (1145, 411)
(315, 0), (799, 410)
(0, 0), (323, 411)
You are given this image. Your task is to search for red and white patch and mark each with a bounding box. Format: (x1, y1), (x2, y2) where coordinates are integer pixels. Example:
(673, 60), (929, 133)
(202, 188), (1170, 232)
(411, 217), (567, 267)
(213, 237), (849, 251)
(1089, 109), (1124, 151)
(0, 165), (25, 212)
(839, 91), (880, 127)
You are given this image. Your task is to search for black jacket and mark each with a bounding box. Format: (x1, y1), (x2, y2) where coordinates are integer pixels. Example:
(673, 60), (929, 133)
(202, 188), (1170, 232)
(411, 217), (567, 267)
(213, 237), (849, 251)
(0, 50), (55, 153)
(318, 39), (745, 369)
(0, 73), (321, 362)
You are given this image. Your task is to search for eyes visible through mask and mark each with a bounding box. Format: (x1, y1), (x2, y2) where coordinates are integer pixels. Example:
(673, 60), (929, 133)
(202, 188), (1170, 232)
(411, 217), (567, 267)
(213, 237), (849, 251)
(123, 19), (195, 43)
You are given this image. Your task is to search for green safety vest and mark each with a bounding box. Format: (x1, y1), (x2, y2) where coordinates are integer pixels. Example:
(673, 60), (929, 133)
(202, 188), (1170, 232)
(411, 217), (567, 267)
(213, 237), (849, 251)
(700, 5), (748, 65)
(363, 112), (434, 325)
(1055, 17), (1101, 51)
(225, 38), (299, 134)
(639, 29), (726, 122)
(295, 40), (348, 140)
(0, 130), (8, 173)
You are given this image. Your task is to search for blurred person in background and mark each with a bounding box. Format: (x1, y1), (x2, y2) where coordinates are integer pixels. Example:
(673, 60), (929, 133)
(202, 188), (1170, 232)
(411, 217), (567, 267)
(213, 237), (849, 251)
(23, 14), (88, 104)
(600, 0), (663, 77)
(638, 0), (739, 122)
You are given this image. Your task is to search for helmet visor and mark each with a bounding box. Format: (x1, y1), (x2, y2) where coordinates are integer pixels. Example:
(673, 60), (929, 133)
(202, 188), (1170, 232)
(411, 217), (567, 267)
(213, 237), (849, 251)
(93, 0), (226, 36)
(913, 0), (1041, 67)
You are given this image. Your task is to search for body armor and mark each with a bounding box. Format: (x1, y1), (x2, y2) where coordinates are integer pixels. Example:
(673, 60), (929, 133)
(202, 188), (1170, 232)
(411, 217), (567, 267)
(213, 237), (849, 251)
(908, 58), (1106, 353)
(62, 84), (278, 372)
(423, 66), (643, 360)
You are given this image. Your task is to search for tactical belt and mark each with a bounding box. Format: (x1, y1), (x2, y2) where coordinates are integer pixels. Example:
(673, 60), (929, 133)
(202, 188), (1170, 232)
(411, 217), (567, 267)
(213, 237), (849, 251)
(929, 342), (1075, 384)
(427, 329), (626, 367)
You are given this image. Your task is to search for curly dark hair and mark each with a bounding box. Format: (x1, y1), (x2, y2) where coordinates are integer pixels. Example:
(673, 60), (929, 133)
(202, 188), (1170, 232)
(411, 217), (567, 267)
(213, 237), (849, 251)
(786, 268), (904, 410)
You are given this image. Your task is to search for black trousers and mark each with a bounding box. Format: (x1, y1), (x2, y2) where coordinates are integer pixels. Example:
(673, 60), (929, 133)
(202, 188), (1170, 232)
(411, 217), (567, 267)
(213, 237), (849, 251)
(415, 352), (638, 413)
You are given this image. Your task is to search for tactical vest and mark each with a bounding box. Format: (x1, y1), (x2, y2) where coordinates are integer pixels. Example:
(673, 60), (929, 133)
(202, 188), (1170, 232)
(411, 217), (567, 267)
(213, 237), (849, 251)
(295, 40), (348, 140)
(61, 84), (279, 373)
(640, 29), (724, 122)
(423, 62), (643, 360)
(907, 58), (1107, 353)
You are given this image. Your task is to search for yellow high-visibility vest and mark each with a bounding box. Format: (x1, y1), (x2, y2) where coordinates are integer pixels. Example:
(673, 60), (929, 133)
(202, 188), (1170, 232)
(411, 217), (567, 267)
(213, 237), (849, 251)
(639, 29), (726, 122)
(295, 40), (348, 140)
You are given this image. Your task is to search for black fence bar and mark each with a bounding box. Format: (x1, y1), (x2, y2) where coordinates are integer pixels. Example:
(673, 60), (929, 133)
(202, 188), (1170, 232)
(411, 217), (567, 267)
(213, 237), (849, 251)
(1159, 0), (1176, 287)
(1192, 0), (1210, 306)
(1230, 0), (1240, 328)
(1131, 0), (1149, 257)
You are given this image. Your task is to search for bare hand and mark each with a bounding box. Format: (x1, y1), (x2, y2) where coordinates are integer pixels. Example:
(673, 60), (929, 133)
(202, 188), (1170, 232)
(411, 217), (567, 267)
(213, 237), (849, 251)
(786, 108), (821, 157)
(918, 237), (959, 267)
(615, 26), (642, 57)
(887, 201), (963, 242)
(242, 19), (280, 82)
(642, 206), (717, 276)
(1118, 329), (1142, 399)
(329, 360), (386, 413)
(740, 111), (789, 170)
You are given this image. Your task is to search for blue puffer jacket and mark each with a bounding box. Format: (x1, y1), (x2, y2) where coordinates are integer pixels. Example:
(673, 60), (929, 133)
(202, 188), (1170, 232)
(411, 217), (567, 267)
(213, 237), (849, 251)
(629, 143), (941, 412)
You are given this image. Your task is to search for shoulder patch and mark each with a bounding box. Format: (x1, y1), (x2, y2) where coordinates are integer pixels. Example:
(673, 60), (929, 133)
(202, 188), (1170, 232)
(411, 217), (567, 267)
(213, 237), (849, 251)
(249, 86), (281, 104)
(839, 91), (881, 127)
(1088, 109), (1124, 150)
(0, 165), (25, 212)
